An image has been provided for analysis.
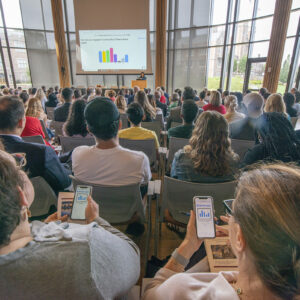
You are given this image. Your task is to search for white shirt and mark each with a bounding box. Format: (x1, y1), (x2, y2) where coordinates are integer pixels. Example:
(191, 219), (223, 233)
(72, 145), (151, 186)
(293, 103), (300, 116)
(143, 268), (239, 300)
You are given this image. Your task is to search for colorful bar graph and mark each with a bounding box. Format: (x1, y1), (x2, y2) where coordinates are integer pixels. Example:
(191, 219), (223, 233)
(110, 48), (114, 62)
(98, 48), (129, 63)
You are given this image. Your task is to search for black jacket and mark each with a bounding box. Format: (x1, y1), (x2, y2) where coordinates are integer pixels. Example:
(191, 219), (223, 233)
(54, 102), (72, 122)
(155, 100), (167, 117)
(229, 117), (259, 141)
(0, 135), (71, 193)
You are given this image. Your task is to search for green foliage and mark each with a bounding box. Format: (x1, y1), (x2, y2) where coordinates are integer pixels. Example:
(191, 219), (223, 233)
(279, 54), (290, 84)
(238, 56), (247, 73)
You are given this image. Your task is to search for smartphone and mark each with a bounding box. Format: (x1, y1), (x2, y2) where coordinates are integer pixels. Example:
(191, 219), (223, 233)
(193, 196), (216, 239)
(70, 186), (92, 220)
(223, 199), (234, 215)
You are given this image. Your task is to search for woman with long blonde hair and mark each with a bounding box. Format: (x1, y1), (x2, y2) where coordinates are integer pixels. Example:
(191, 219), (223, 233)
(224, 95), (245, 123)
(264, 93), (289, 119)
(134, 90), (156, 121)
(26, 97), (47, 124)
(115, 95), (127, 114)
(35, 88), (47, 110)
(171, 111), (238, 182)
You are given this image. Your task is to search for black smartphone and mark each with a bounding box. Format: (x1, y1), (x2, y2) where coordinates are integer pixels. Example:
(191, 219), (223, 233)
(223, 199), (234, 215)
(70, 186), (92, 220)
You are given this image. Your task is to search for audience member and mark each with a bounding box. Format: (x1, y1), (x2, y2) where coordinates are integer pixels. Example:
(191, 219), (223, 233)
(73, 89), (82, 101)
(135, 90), (156, 121)
(28, 87), (37, 99)
(167, 86), (196, 129)
(19, 91), (29, 109)
(0, 150), (140, 299)
(283, 92), (297, 117)
(95, 87), (102, 97)
(0, 96), (71, 193)
(259, 87), (268, 98)
(35, 88), (47, 111)
(148, 94), (163, 116)
(128, 86), (140, 105)
(195, 90), (207, 108)
(45, 92), (59, 108)
(2, 88), (9, 95)
(72, 97), (151, 187)
(221, 90), (229, 104)
(168, 100), (199, 139)
(171, 111), (238, 182)
(119, 103), (159, 150)
(230, 92), (264, 141)
(224, 95), (245, 123)
(63, 99), (90, 138)
(115, 95), (127, 114)
(26, 97), (47, 124)
(82, 88), (94, 102)
(293, 90), (300, 116)
(108, 90), (116, 102)
(194, 90), (200, 101)
(156, 87), (167, 104)
(243, 112), (300, 166)
(203, 90), (226, 114)
(168, 93), (180, 111)
(290, 87), (298, 95)
(264, 93), (289, 120)
(161, 86), (169, 103)
(54, 85), (59, 94)
(174, 88), (182, 98)
(154, 91), (168, 117)
(144, 163), (300, 300)
(54, 88), (74, 122)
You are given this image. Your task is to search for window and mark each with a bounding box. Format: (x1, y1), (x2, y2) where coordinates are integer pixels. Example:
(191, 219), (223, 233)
(16, 58), (27, 68)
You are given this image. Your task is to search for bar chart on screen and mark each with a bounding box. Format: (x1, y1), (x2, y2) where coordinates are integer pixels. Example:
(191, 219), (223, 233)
(99, 48), (129, 64)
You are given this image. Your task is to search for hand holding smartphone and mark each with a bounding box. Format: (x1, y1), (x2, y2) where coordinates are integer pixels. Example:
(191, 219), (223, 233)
(70, 186), (93, 220)
(193, 196), (216, 239)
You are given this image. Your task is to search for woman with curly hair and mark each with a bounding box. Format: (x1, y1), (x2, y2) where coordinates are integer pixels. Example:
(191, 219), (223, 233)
(115, 95), (127, 114)
(171, 111), (239, 182)
(63, 99), (90, 137)
(134, 90), (156, 121)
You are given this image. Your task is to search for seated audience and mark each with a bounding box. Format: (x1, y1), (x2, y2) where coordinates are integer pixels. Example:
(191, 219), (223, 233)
(63, 99), (90, 138)
(194, 90), (200, 101)
(264, 93), (290, 120)
(293, 90), (300, 116)
(73, 89), (82, 101)
(195, 90), (207, 108)
(135, 90), (156, 122)
(156, 87), (167, 104)
(168, 100), (199, 139)
(167, 86), (196, 129)
(54, 88), (74, 122)
(224, 95), (245, 123)
(203, 90), (226, 114)
(168, 93), (180, 111)
(259, 87), (268, 98)
(161, 86), (169, 103)
(171, 111), (238, 182)
(119, 103), (159, 149)
(230, 92), (264, 141)
(128, 86), (139, 105)
(283, 92), (298, 117)
(115, 95), (127, 114)
(148, 94), (163, 115)
(221, 90), (229, 104)
(82, 87), (94, 101)
(25, 97), (47, 124)
(72, 97), (151, 186)
(174, 88), (182, 98)
(35, 88), (47, 111)
(154, 91), (168, 117)
(144, 163), (300, 300)
(45, 92), (59, 108)
(28, 87), (37, 100)
(0, 151), (140, 299)
(243, 112), (300, 166)
(19, 91), (29, 109)
(108, 90), (116, 102)
(0, 96), (71, 193)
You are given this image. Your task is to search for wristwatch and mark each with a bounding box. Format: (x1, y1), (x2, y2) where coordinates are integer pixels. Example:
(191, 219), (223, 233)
(171, 248), (189, 267)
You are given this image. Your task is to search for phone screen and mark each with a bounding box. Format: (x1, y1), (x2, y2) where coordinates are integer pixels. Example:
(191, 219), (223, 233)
(70, 186), (92, 220)
(193, 197), (215, 239)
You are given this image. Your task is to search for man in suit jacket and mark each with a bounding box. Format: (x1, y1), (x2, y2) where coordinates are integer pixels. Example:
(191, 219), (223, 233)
(0, 96), (71, 193)
(166, 86), (196, 130)
(54, 88), (74, 122)
(229, 93), (264, 141)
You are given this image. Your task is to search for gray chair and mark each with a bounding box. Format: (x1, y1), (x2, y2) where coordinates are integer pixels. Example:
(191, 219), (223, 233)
(291, 117), (298, 128)
(30, 176), (57, 216)
(46, 107), (55, 120)
(120, 113), (129, 129)
(166, 137), (189, 172)
(170, 121), (182, 128)
(50, 121), (64, 138)
(22, 135), (45, 144)
(155, 113), (165, 129)
(141, 121), (162, 140)
(60, 136), (95, 153)
(119, 138), (156, 167)
(231, 139), (255, 160)
(40, 120), (50, 141)
(71, 176), (152, 267)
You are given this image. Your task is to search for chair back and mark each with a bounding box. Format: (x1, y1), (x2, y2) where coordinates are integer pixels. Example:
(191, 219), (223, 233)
(71, 177), (145, 223)
(40, 120), (50, 140)
(162, 176), (237, 223)
(50, 121), (64, 137)
(119, 138), (156, 166)
(22, 135), (45, 144)
(141, 121), (161, 139)
(46, 107), (55, 120)
(291, 117), (298, 128)
(155, 114), (164, 129)
(120, 113), (129, 129)
(60, 136), (95, 153)
(30, 176), (57, 216)
(231, 139), (255, 160)
(171, 121), (182, 128)
(167, 137), (189, 172)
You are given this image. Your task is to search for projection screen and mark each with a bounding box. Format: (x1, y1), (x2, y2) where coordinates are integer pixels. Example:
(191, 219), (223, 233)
(73, 0), (152, 75)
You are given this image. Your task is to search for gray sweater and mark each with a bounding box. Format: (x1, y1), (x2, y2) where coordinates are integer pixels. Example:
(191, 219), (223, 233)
(0, 217), (140, 300)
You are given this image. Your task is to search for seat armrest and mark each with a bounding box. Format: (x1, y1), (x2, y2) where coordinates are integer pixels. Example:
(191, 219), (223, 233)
(154, 180), (161, 195)
(147, 181), (156, 196)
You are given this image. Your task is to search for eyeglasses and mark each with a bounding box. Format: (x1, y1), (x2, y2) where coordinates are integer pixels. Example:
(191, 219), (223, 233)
(11, 152), (27, 168)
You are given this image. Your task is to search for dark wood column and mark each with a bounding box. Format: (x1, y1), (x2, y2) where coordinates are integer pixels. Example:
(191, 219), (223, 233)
(263, 0), (292, 93)
(155, 0), (167, 88)
(51, 0), (71, 88)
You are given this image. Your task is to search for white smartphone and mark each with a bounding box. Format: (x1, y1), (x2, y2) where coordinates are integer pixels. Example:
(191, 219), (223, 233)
(70, 186), (92, 220)
(193, 196), (216, 239)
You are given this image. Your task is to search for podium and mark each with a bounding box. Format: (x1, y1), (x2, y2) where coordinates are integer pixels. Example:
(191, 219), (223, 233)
(131, 80), (147, 89)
